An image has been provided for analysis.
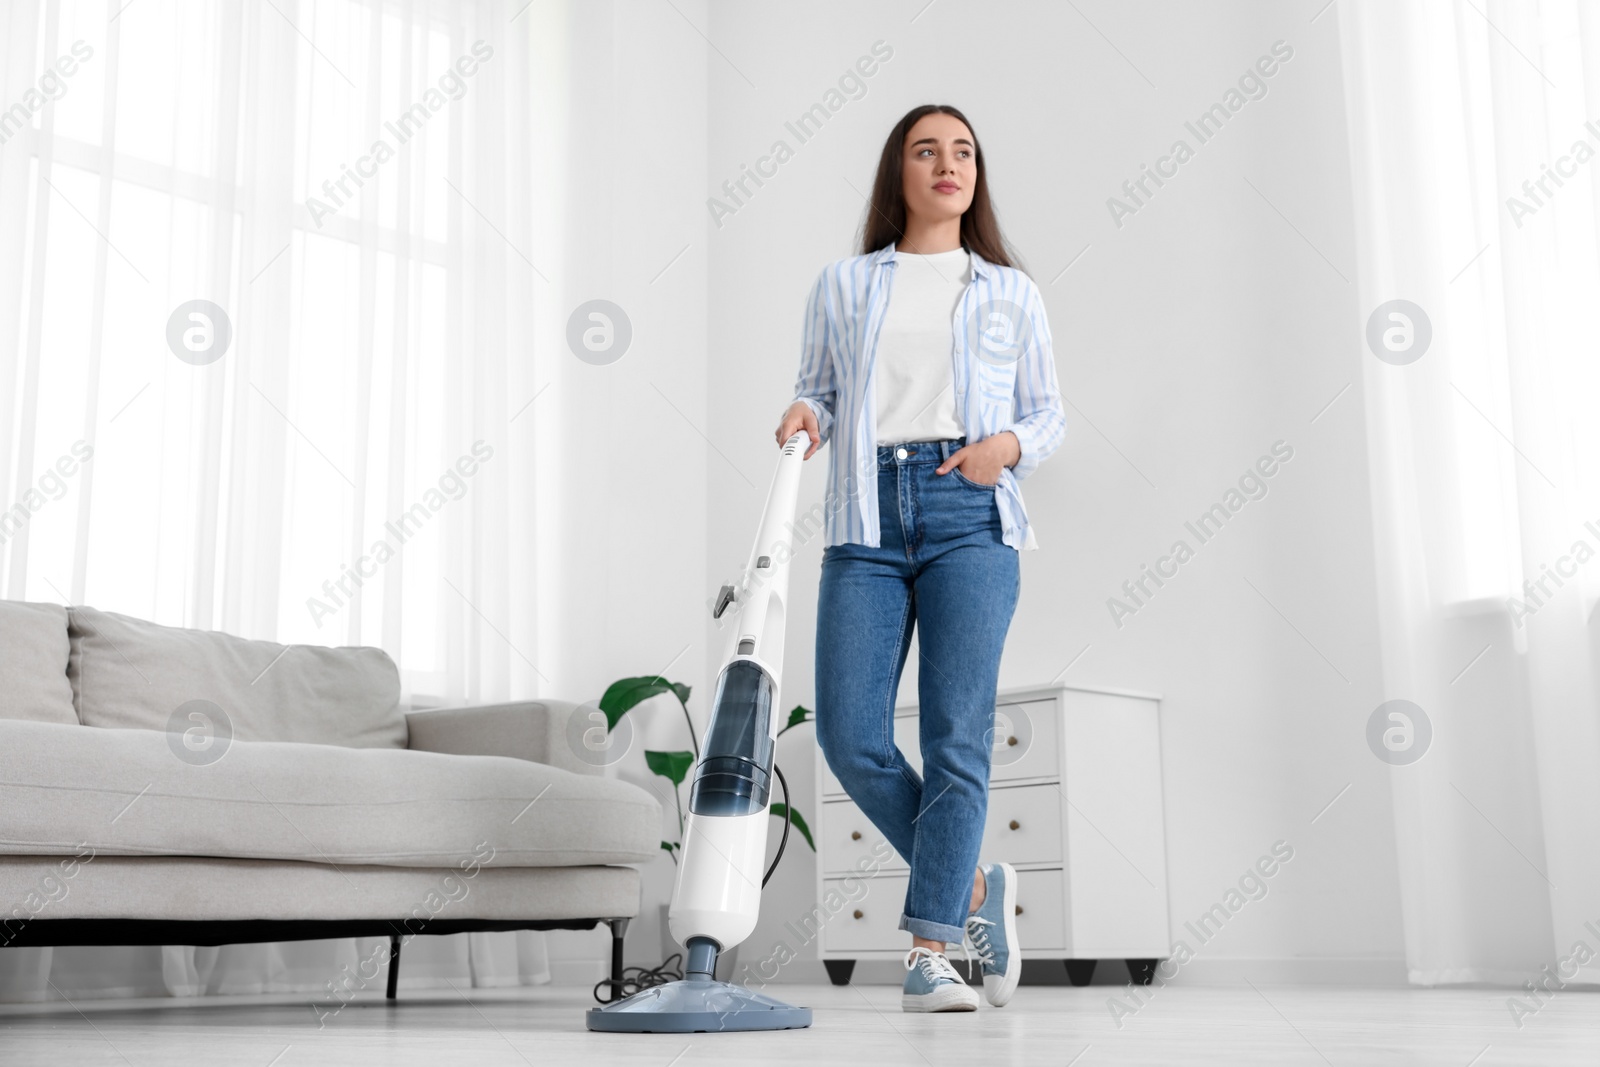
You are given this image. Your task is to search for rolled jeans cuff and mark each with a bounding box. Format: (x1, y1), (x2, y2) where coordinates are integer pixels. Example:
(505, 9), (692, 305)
(898, 912), (966, 944)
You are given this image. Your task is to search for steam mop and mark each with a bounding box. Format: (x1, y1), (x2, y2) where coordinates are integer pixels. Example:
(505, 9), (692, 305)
(585, 431), (814, 1033)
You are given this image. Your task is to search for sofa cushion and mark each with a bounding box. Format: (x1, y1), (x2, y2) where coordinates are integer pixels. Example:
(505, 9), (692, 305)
(0, 600), (78, 726)
(0, 856), (643, 925)
(0, 720), (660, 868)
(66, 605), (404, 748)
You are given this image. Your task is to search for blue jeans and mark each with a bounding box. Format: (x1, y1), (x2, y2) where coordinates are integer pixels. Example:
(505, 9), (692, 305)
(815, 437), (1020, 943)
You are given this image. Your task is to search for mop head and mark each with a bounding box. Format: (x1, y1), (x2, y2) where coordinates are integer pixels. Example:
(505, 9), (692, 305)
(585, 975), (812, 1033)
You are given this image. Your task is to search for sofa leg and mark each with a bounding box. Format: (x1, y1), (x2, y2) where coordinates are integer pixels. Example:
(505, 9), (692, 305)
(386, 934), (401, 1000)
(605, 917), (630, 1002)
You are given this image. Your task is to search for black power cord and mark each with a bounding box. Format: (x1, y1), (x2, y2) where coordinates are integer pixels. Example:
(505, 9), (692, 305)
(593, 952), (683, 1004)
(593, 761), (793, 1004)
(763, 762), (792, 888)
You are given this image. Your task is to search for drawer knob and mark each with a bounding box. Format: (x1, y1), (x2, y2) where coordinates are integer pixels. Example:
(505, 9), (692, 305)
(1008, 819), (1020, 831)
(1015, 905), (1023, 916)
(1007, 735), (1018, 746)
(850, 831), (862, 841)
(852, 909), (864, 920)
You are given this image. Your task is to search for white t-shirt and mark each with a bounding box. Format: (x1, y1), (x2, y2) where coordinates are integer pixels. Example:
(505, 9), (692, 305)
(874, 247), (969, 444)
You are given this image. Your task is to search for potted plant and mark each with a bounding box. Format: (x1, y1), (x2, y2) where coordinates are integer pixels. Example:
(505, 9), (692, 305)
(598, 674), (817, 972)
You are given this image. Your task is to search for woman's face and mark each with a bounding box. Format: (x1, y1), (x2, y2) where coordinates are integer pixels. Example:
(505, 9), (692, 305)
(900, 112), (977, 229)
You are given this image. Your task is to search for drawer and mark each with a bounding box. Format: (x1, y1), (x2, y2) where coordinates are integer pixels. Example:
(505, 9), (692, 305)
(821, 868), (1067, 952)
(824, 872), (909, 952)
(820, 698), (1058, 795)
(821, 781), (1061, 877)
(900, 704), (1060, 782)
(1009, 867), (1066, 949)
(989, 699), (1059, 782)
(981, 783), (1064, 866)
(820, 798), (907, 874)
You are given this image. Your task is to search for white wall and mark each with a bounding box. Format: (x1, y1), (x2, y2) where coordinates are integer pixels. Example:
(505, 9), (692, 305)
(525, 0), (714, 983)
(703, 0), (1406, 985)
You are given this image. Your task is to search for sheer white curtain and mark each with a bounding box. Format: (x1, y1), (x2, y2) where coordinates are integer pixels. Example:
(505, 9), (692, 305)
(0, 0), (556, 999)
(1340, 0), (1600, 984)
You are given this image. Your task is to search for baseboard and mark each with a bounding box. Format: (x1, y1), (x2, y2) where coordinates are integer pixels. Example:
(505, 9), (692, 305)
(1116, 956), (1412, 987)
(769, 956), (1412, 987)
(547, 959), (605, 988)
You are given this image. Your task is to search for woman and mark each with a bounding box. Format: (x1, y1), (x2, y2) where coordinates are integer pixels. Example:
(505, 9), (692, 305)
(775, 104), (1066, 1012)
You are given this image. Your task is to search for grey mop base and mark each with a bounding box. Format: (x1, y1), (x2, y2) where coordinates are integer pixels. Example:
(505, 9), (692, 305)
(586, 977), (812, 1033)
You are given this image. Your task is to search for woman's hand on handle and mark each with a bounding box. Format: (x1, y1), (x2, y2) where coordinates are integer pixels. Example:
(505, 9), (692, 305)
(777, 401), (821, 459)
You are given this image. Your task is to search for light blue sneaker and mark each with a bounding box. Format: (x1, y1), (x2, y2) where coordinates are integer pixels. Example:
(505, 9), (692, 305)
(902, 946), (979, 1012)
(963, 861), (1020, 1006)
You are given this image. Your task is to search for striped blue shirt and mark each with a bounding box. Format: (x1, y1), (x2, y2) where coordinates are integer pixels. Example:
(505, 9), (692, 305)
(792, 241), (1067, 551)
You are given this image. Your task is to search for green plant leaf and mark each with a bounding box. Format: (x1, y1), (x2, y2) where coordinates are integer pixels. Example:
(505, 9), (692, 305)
(645, 749), (696, 787)
(769, 803), (816, 851)
(598, 676), (693, 730)
(783, 704), (812, 731)
(660, 840), (678, 854)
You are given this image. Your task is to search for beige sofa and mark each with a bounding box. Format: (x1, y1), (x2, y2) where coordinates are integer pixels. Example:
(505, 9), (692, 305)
(0, 600), (660, 999)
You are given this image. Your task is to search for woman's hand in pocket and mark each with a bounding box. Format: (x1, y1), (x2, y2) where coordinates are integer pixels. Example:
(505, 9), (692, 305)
(936, 432), (1019, 485)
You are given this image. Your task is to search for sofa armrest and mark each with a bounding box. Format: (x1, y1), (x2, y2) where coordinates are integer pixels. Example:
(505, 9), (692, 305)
(406, 699), (609, 778)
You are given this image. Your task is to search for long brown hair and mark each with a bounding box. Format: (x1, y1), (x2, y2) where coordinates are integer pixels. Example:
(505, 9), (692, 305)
(858, 104), (1023, 273)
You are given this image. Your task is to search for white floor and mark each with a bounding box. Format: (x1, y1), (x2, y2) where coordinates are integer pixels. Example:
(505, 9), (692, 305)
(1, 982), (1597, 1065)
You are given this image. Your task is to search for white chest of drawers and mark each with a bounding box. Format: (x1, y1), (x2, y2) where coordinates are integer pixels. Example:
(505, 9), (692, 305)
(813, 682), (1170, 986)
